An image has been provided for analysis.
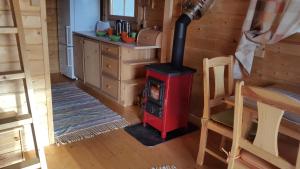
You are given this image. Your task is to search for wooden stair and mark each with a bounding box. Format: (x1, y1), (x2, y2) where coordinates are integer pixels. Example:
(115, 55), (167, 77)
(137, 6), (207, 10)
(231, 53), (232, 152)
(0, 27), (18, 34)
(0, 71), (25, 82)
(0, 114), (33, 131)
(0, 0), (48, 168)
(2, 158), (41, 169)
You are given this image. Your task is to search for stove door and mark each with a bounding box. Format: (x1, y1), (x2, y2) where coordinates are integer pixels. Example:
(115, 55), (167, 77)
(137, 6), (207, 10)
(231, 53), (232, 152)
(146, 77), (165, 106)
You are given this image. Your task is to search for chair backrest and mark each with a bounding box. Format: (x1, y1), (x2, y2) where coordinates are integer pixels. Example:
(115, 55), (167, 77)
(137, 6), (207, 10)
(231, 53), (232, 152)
(202, 55), (234, 118)
(229, 81), (300, 169)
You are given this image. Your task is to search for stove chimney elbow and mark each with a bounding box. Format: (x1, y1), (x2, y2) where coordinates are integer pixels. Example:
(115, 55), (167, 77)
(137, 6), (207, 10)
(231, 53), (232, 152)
(171, 0), (216, 69)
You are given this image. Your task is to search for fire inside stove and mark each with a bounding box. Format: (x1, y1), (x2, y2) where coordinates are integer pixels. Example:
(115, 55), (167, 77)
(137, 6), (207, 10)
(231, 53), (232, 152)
(150, 85), (160, 101)
(145, 77), (165, 118)
(147, 77), (164, 105)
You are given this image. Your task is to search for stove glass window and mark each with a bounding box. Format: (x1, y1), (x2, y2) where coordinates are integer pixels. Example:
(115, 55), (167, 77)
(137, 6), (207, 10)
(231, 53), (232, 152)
(150, 84), (161, 101)
(146, 77), (165, 106)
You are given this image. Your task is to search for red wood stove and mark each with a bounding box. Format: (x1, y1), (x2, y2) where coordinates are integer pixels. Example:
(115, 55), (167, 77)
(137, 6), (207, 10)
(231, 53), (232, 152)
(142, 0), (214, 139)
(143, 63), (195, 139)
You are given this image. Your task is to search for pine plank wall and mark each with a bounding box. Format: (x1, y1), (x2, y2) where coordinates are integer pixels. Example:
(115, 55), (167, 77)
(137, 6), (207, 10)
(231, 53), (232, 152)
(46, 0), (59, 73)
(0, 0), (51, 151)
(173, 0), (300, 117)
(45, 0), (300, 118)
(0, 1), (298, 163)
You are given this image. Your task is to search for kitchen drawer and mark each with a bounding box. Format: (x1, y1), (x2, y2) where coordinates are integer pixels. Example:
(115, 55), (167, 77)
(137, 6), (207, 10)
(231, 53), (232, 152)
(102, 55), (119, 79)
(101, 43), (119, 58)
(101, 75), (120, 100)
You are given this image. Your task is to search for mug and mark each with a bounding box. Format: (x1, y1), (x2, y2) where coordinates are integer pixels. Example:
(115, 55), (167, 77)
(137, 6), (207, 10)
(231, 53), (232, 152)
(130, 32), (137, 38)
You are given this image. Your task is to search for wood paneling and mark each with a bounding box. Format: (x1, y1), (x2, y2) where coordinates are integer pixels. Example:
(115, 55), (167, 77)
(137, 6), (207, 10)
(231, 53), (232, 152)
(46, 0), (59, 73)
(246, 33), (300, 86)
(73, 35), (84, 80)
(0, 0), (51, 154)
(172, 0), (300, 117)
(143, 0), (164, 28)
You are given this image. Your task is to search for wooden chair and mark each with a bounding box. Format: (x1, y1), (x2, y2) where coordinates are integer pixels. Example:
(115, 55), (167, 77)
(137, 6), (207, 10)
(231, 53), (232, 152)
(228, 81), (300, 169)
(196, 55), (234, 165)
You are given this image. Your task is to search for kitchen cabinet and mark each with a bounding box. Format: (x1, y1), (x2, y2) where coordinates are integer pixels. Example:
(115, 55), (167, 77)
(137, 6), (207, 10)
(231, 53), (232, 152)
(100, 42), (158, 106)
(83, 39), (101, 88)
(73, 35), (84, 80)
(73, 32), (159, 107)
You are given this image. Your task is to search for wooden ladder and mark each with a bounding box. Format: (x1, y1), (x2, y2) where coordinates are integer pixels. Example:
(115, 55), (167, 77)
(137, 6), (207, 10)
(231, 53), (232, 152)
(0, 0), (47, 168)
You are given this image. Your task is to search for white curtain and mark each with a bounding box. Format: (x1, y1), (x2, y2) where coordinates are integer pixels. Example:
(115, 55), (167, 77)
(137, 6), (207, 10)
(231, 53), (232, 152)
(234, 0), (300, 78)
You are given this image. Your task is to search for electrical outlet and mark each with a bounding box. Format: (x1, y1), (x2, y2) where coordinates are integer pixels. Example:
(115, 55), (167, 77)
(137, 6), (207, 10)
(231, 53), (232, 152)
(30, 0), (40, 6)
(254, 45), (266, 58)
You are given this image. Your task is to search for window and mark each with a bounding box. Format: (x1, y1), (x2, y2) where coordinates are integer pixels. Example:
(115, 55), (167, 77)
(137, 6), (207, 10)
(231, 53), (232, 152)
(110, 0), (135, 17)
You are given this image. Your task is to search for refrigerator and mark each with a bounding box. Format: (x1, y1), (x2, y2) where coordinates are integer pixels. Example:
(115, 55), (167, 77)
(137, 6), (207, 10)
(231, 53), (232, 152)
(57, 0), (100, 79)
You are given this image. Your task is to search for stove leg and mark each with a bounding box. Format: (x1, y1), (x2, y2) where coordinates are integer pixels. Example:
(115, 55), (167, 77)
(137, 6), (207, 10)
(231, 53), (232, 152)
(161, 132), (167, 140)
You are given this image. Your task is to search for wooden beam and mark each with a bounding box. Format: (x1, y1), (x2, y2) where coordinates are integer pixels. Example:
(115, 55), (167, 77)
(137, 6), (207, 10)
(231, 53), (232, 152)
(40, 0), (55, 144)
(161, 0), (174, 63)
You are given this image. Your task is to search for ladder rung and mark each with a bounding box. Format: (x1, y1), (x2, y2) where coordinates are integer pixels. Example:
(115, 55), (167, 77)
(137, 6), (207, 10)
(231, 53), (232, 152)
(0, 71), (25, 82)
(0, 114), (32, 131)
(2, 158), (41, 169)
(0, 27), (18, 34)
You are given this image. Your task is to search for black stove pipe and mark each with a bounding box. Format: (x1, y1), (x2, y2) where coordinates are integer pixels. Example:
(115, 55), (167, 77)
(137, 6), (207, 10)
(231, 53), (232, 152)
(170, 0), (215, 69)
(171, 14), (192, 69)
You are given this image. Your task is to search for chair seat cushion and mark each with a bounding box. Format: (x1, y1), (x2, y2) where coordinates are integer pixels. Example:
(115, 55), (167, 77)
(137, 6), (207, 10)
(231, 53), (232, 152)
(211, 108), (234, 128)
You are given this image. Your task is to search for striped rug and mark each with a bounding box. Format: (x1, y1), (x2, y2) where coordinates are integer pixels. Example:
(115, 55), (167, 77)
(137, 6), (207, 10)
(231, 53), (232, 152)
(52, 83), (129, 145)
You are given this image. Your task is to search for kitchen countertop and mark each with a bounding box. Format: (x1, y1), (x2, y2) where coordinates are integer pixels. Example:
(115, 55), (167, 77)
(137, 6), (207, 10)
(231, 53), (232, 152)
(74, 31), (161, 50)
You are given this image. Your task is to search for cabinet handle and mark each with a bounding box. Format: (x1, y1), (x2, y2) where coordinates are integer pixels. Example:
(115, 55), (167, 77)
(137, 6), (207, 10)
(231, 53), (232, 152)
(106, 85), (111, 89)
(106, 64), (112, 68)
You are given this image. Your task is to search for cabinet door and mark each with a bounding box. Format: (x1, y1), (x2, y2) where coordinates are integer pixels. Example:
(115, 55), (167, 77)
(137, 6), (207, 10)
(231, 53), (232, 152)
(73, 35), (84, 80)
(84, 39), (101, 88)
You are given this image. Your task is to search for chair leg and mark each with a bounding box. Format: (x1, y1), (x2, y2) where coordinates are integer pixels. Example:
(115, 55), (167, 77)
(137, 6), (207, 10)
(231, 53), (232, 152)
(219, 136), (226, 151)
(227, 157), (234, 169)
(296, 143), (300, 169)
(196, 119), (208, 166)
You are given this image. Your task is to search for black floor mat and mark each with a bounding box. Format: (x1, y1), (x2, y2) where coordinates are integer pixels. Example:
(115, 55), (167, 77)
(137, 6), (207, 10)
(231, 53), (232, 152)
(124, 123), (199, 146)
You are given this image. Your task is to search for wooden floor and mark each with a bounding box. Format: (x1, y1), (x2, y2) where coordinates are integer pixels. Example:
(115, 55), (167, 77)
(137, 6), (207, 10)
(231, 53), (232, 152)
(47, 74), (226, 169)
(45, 74), (298, 169)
